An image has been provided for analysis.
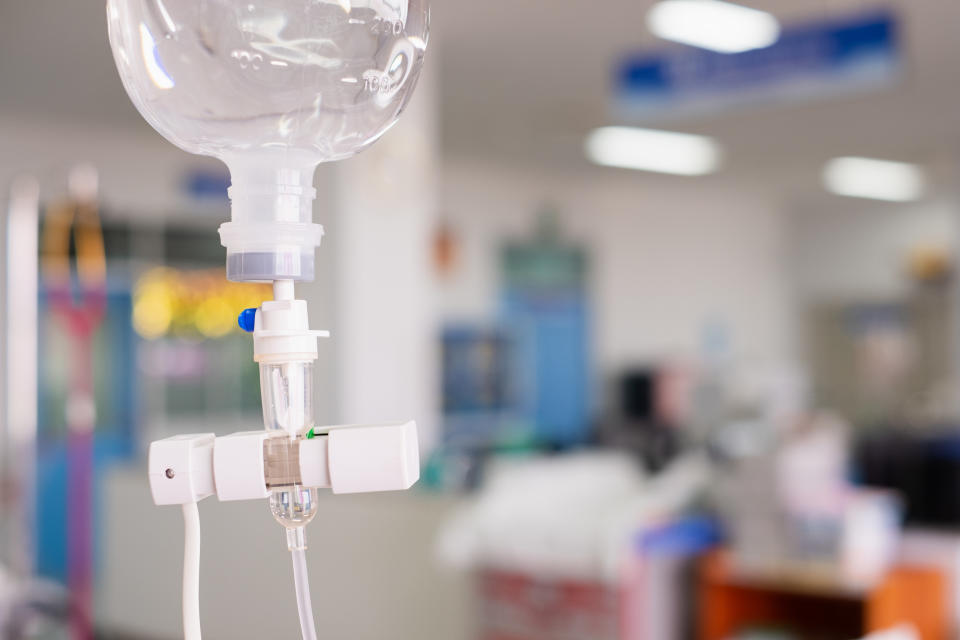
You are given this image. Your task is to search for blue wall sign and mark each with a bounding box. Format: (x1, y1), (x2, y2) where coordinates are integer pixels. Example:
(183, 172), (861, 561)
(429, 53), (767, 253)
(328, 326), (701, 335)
(615, 10), (902, 121)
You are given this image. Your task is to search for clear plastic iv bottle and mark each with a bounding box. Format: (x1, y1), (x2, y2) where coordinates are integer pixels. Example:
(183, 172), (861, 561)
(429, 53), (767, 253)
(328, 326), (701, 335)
(106, 0), (429, 282)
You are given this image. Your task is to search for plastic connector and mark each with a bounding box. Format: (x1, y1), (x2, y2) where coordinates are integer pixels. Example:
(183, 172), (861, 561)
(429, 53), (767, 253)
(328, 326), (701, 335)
(149, 434), (216, 506)
(252, 298), (329, 363)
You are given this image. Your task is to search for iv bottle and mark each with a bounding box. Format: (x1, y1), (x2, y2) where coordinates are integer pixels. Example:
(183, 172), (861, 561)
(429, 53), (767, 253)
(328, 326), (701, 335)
(106, 0), (430, 282)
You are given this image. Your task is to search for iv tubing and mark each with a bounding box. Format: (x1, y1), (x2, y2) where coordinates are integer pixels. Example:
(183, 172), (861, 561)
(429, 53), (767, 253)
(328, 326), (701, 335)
(271, 279), (318, 640)
(182, 502), (202, 640)
(274, 278), (295, 301)
(289, 527), (318, 640)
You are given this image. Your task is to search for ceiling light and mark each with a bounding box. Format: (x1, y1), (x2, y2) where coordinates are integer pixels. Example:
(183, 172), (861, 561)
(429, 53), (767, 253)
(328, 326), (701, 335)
(822, 156), (925, 202)
(647, 0), (781, 53)
(585, 126), (721, 176)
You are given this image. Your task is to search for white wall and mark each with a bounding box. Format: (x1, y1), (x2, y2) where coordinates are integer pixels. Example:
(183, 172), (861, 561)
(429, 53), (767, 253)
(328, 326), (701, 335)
(438, 158), (798, 371)
(789, 197), (959, 300)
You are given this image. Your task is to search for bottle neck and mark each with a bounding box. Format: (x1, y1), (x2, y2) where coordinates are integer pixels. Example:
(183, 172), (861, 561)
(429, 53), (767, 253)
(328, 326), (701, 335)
(224, 156), (317, 225)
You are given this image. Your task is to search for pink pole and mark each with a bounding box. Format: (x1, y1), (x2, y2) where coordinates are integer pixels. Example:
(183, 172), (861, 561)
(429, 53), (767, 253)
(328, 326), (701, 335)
(66, 325), (96, 640)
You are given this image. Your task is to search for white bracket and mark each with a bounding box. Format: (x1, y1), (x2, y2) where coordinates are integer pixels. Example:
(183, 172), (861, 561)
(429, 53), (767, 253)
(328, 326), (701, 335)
(148, 421), (420, 506)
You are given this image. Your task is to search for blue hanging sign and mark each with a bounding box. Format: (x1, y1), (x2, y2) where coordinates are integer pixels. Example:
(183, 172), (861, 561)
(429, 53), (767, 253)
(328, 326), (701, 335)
(615, 9), (902, 121)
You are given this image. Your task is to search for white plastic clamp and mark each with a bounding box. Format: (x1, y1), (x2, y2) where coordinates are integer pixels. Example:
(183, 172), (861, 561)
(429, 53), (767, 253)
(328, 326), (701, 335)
(297, 420), (420, 494)
(324, 421), (420, 494)
(147, 421), (420, 506)
(148, 433), (215, 506)
(213, 431), (271, 501)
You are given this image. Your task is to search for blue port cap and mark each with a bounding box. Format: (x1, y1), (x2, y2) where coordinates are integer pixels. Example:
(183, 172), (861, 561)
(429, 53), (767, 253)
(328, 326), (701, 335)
(237, 308), (257, 333)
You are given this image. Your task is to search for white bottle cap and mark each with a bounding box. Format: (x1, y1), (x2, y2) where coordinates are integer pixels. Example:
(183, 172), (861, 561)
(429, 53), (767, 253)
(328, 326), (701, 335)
(219, 221), (324, 283)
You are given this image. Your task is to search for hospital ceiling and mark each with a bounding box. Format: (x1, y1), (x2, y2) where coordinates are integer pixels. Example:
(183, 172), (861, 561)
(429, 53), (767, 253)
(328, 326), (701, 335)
(1, 0), (959, 191)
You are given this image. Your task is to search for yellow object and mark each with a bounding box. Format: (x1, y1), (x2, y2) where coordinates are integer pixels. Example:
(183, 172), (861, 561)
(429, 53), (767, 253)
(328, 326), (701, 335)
(133, 267), (271, 339)
(907, 246), (952, 283)
(42, 198), (106, 292)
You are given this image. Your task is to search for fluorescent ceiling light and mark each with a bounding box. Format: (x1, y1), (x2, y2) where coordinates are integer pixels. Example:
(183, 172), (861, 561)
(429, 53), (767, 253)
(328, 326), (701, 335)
(647, 0), (781, 53)
(822, 156), (925, 202)
(585, 126), (721, 176)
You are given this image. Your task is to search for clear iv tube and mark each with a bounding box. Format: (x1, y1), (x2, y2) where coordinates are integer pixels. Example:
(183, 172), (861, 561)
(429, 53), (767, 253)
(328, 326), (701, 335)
(292, 549), (318, 640)
(289, 528), (318, 640)
(274, 279), (295, 301)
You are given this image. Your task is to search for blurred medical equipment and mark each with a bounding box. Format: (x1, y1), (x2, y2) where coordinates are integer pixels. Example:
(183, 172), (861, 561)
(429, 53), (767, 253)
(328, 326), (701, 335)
(106, 1), (430, 638)
(437, 451), (710, 640)
(597, 366), (683, 471)
(856, 428), (960, 526)
(713, 414), (902, 589)
(41, 165), (106, 640)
